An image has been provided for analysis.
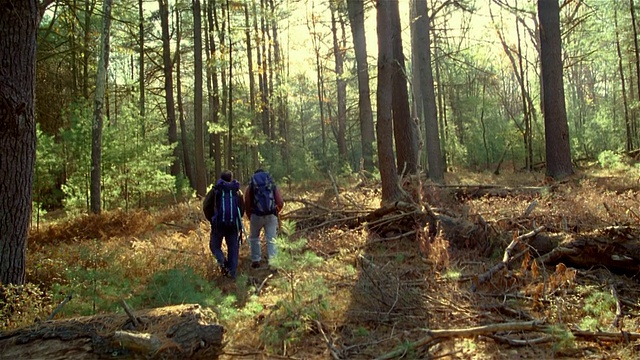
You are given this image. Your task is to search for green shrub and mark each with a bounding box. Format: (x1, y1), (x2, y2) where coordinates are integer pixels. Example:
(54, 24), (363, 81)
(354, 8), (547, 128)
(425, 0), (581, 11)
(137, 266), (222, 308)
(597, 150), (627, 170)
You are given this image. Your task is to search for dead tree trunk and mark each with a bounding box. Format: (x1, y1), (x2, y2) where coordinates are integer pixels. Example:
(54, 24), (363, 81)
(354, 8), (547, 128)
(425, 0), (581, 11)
(0, 304), (224, 359)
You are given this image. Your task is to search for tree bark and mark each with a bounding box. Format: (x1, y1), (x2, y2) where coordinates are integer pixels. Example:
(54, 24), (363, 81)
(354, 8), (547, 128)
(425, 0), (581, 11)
(193, 0), (207, 196)
(376, 0), (404, 204)
(412, 0), (444, 182)
(138, 0), (145, 121)
(617, 7), (633, 152)
(389, 0), (419, 175)
(538, 0), (574, 179)
(158, 0), (181, 179)
(175, 8), (195, 189)
(245, 2), (259, 171)
(206, 0), (222, 180)
(226, 0), (234, 171)
(90, 0), (112, 214)
(0, 0), (39, 285)
(347, 0), (376, 172)
(82, 0), (95, 100)
(331, 4), (349, 166)
(308, 4), (327, 160)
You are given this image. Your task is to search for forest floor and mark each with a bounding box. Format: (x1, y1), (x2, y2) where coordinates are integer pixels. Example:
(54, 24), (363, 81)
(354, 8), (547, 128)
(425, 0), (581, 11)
(4, 166), (640, 359)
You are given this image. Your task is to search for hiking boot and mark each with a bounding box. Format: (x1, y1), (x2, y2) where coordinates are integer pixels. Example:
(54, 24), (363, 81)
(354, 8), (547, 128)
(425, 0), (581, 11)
(251, 261), (261, 269)
(220, 266), (229, 277)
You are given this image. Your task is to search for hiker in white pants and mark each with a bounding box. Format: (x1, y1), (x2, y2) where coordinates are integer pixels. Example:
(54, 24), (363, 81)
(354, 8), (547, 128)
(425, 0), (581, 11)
(244, 169), (284, 269)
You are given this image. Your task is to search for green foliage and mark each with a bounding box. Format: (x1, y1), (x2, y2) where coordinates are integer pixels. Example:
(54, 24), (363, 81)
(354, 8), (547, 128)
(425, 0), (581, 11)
(60, 101), (177, 213)
(545, 324), (575, 351)
(138, 267), (222, 308)
(261, 220), (330, 353)
(597, 150), (627, 170)
(580, 290), (616, 330)
(51, 243), (137, 316)
(34, 124), (65, 213)
(59, 101), (93, 213)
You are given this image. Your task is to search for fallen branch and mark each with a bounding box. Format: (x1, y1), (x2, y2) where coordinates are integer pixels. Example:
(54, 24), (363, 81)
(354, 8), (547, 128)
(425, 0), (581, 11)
(610, 283), (624, 329)
(572, 329), (640, 342)
(256, 273), (273, 296)
(47, 291), (73, 321)
(471, 226), (545, 292)
(120, 299), (140, 328)
(374, 321), (545, 360)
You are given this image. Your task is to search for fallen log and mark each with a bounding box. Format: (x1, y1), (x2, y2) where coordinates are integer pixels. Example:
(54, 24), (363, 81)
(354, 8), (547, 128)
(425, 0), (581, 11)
(533, 226), (640, 276)
(441, 184), (553, 200)
(0, 304), (224, 359)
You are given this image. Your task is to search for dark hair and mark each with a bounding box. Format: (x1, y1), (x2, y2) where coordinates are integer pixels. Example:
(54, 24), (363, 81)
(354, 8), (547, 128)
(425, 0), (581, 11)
(254, 168), (264, 174)
(220, 170), (233, 182)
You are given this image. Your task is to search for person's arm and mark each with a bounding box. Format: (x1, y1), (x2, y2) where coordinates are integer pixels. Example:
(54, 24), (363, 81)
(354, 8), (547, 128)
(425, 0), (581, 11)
(274, 187), (284, 213)
(203, 189), (215, 221)
(237, 190), (245, 217)
(244, 185), (252, 218)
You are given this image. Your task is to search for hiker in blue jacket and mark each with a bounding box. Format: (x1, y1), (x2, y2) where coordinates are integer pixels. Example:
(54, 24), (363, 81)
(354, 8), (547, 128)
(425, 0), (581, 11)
(203, 170), (245, 279)
(244, 169), (284, 269)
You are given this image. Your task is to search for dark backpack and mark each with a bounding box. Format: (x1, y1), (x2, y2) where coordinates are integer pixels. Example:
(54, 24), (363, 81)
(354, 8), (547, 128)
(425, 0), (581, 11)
(250, 171), (277, 216)
(213, 179), (242, 227)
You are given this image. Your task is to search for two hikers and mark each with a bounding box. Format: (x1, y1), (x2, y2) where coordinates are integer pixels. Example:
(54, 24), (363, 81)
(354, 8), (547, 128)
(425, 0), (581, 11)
(203, 170), (245, 279)
(203, 168), (284, 278)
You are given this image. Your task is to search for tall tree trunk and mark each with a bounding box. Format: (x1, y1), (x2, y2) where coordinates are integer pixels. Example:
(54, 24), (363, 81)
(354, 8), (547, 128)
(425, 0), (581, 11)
(630, 0), (640, 146)
(204, 0), (213, 177)
(308, 5), (326, 159)
(270, 0), (288, 169)
(245, 2), (259, 170)
(206, 0), (221, 179)
(215, 1), (229, 166)
(347, 0), (375, 172)
(138, 0), (145, 121)
(615, 7), (633, 152)
(90, 0), (112, 214)
(193, 0), (207, 195)
(376, 0), (404, 203)
(159, 0), (181, 179)
(538, 0), (573, 179)
(266, 4), (275, 143)
(330, 5), (349, 165)
(432, 14), (447, 169)
(226, 0), (234, 171)
(389, 0), (419, 175)
(175, 8), (195, 189)
(82, 0), (94, 100)
(0, 0), (39, 285)
(516, 13), (533, 171)
(412, 0), (444, 182)
(71, 0), (79, 97)
(258, 0), (270, 144)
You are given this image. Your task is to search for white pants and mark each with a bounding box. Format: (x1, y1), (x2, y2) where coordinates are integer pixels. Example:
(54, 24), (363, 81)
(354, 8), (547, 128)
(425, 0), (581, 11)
(248, 214), (278, 262)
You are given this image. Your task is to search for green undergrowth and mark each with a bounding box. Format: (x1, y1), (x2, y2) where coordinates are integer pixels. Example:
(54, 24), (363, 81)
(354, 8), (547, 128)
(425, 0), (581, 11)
(3, 214), (339, 358)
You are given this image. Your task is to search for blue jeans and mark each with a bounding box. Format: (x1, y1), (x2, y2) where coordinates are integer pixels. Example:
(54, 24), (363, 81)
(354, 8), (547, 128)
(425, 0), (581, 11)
(249, 214), (278, 262)
(210, 224), (240, 278)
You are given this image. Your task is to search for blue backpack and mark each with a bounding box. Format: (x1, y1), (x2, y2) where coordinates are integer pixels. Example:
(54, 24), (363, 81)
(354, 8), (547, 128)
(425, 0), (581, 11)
(214, 179), (242, 227)
(250, 171), (277, 216)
